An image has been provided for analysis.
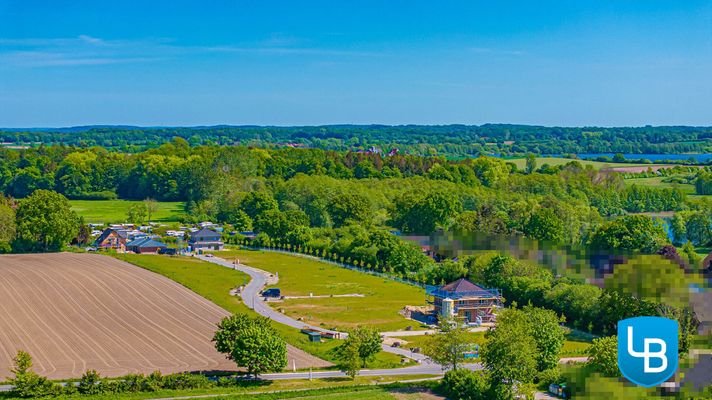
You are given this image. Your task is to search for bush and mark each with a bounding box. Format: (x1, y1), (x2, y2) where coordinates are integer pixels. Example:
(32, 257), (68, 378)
(78, 370), (104, 395)
(217, 376), (236, 387)
(142, 371), (164, 392)
(163, 373), (213, 390)
(535, 367), (562, 386)
(68, 190), (118, 200)
(440, 369), (490, 400)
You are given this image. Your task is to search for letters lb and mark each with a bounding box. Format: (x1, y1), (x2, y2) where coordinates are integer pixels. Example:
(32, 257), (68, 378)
(617, 316), (679, 387)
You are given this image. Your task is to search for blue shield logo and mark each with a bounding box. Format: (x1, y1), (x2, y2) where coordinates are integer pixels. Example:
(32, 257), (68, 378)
(617, 316), (678, 387)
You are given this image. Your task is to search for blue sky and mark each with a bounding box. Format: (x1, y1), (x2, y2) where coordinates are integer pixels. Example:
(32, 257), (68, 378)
(1, 1), (711, 127)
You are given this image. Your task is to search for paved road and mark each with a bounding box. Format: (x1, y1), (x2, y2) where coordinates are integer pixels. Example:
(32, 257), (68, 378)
(196, 255), (436, 365)
(197, 255), (346, 338)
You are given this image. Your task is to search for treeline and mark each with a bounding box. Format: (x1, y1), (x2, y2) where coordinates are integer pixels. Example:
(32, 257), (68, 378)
(2, 123), (711, 156)
(0, 139), (689, 216)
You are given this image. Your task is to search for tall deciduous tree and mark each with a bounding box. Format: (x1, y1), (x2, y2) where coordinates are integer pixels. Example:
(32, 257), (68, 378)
(423, 317), (472, 370)
(212, 314), (287, 378)
(14, 190), (79, 252)
(337, 326), (382, 368)
(481, 309), (538, 386)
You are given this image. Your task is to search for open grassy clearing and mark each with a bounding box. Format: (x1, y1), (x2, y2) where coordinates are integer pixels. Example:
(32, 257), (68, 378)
(0, 377), (440, 400)
(624, 176), (697, 194)
(69, 200), (185, 224)
(506, 157), (660, 170)
(114, 254), (407, 369)
(212, 249), (427, 332)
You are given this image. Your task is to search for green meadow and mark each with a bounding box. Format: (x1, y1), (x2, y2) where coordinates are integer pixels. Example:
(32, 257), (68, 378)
(213, 249), (427, 332)
(70, 200), (186, 224)
(506, 157), (655, 170)
(112, 253), (407, 369)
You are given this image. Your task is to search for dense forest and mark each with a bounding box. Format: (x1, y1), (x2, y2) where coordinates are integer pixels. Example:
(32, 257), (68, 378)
(2, 124), (712, 157)
(0, 138), (709, 344)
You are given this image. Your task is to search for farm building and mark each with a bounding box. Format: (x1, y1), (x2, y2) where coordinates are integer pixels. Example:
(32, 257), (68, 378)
(427, 278), (502, 324)
(126, 237), (168, 254)
(95, 227), (147, 251)
(189, 227), (224, 251)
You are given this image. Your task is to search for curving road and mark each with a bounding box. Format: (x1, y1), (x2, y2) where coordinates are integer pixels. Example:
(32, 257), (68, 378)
(195, 255), (434, 365)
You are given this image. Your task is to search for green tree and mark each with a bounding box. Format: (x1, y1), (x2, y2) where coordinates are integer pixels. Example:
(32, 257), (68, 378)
(78, 370), (104, 395)
(423, 317), (472, 370)
(339, 326), (383, 367)
(523, 208), (565, 244)
(523, 305), (565, 371)
(212, 314), (287, 378)
(525, 154), (537, 174)
(470, 156), (510, 187)
(126, 203), (148, 225)
(685, 211), (712, 246)
(391, 188), (462, 234)
(335, 338), (361, 379)
(586, 336), (620, 377)
(481, 309), (538, 386)
(589, 215), (668, 253)
(0, 196), (16, 253)
(241, 191), (278, 220)
(329, 192), (373, 227)
(440, 368), (490, 400)
(73, 216), (92, 246)
(8, 351), (55, 398)
(695, 171), (712, 195)
(14, 190), (79, 252)
(681, 241), (701, 269)
(144, 198), (159, 223)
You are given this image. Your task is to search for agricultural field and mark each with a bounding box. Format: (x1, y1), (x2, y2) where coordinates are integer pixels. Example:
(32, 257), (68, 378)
(624, 176), (697, 195)
(115, 253), (405, 368)
(212, 249), (427, 332)
(0, 253), (241, 379)
(69, 200), (186, 224)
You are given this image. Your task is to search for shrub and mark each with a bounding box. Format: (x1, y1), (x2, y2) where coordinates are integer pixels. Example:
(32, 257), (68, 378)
(163, 372), (213, 390)
(8, 351), (55, 398)
(142, 371), (164, 392)
(78, 370), (104, 395)
(535, 367), (562, 386)
(440, 369), (490, 400)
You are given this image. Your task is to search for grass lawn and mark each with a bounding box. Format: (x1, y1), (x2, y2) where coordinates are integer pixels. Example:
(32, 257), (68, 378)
(624, 176), (697, 194)
(70, 199), (185, 224)
(211, 249), (427, 332)
(111, 254), (406, 369)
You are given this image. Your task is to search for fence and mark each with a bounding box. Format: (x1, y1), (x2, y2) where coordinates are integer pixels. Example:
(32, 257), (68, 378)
(240, 245), (427, 289)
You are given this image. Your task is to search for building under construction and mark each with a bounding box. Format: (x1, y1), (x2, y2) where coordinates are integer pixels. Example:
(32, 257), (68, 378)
(426, 278), (502, 324)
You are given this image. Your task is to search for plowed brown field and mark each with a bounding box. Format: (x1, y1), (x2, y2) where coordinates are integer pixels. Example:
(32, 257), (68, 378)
(0, 253), (328, 380)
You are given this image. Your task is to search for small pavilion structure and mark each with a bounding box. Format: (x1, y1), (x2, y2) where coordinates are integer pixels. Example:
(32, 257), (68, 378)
(426, 278), (502, 324)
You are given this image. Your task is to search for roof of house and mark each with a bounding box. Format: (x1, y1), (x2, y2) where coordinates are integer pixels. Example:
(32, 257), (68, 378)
(126, 237), (166, 248)
(95, 228), (129, 243)
(440, 278), (487, 293)
(190, 227), (221, 239)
